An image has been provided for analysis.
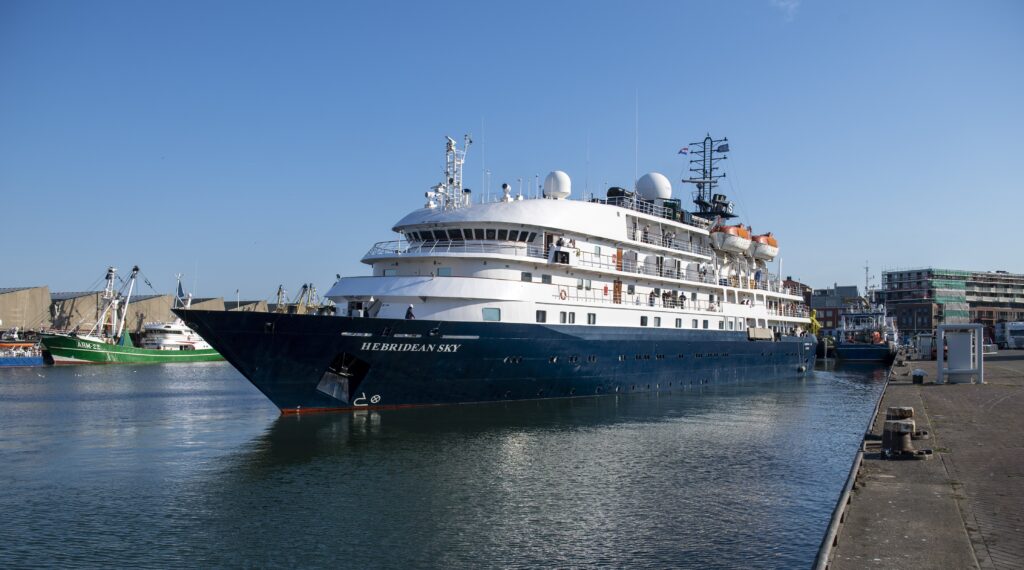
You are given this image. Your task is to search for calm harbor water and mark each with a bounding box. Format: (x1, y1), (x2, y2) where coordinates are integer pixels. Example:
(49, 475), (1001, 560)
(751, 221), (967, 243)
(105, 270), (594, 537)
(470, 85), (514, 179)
(0, 361), (885, 568)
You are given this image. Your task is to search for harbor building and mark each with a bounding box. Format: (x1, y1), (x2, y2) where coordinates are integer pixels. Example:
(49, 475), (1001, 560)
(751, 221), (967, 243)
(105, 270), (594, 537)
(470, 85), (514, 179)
(783, 277), (812, 305)
(226, 300), (269, 312)
(809, 285), (864, 331)
(49, 291), (106, 333)
(51, 291), (225, 334)
(0, 286), (52, 332)
(880, 268), (1024, 336)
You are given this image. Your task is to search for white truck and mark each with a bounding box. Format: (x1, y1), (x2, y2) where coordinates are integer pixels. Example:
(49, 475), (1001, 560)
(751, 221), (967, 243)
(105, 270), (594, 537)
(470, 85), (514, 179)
(994, 322), (1024, 349)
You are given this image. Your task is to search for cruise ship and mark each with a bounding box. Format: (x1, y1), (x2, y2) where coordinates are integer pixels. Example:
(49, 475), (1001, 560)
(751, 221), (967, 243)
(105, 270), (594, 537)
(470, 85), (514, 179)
(179, 135), (815, 413)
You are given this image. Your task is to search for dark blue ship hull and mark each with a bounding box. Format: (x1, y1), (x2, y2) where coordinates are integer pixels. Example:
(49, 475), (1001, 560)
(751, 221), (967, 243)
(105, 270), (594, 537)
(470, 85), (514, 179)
(176, 309), (816, 414)
(834, 343), (896, 364)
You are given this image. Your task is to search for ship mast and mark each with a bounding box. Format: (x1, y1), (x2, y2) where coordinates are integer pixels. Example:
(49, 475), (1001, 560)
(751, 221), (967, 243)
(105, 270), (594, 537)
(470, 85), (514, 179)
(426, 135), (472, 210)
(682, 134), (735, 222)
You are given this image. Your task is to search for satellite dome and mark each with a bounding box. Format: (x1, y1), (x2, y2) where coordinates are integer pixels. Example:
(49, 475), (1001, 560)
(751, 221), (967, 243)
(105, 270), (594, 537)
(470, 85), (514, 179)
(636, 172), (672, 200)
(543, 171), (571, 199)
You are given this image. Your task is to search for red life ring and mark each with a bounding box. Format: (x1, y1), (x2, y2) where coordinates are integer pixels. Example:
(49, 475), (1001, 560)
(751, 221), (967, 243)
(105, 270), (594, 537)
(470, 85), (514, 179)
(603, 284), (609, 296)
(559, 290), (567, 300)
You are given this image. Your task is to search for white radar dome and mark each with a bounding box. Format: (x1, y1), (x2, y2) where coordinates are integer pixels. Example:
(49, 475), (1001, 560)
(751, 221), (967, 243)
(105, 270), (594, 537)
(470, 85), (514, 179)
(636, 172), (672, 200)
(543, 171), (572, 199)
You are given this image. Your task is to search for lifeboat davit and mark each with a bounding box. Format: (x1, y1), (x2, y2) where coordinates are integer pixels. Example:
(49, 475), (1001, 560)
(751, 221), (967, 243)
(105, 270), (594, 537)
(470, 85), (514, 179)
(710, 224), (752, 254)
(750, 232), (779, 261)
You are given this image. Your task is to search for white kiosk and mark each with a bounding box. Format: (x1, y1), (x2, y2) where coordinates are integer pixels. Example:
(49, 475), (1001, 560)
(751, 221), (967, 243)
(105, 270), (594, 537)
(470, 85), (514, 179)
(936, 323), (985, 385)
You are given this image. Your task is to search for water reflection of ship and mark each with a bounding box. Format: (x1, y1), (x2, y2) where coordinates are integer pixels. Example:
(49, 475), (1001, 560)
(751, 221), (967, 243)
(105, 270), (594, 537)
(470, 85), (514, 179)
(235, 380), (809, 471)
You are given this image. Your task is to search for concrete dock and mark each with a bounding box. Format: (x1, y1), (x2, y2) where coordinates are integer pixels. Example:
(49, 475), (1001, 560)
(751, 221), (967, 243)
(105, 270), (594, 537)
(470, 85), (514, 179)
(824, 352), (1024, 569)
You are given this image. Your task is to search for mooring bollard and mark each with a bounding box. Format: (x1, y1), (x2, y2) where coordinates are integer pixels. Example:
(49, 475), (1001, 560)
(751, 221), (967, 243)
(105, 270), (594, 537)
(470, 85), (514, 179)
(885, 406), (914, 421)
(912, 369), (926, 384)
(882, 420), (915, 458)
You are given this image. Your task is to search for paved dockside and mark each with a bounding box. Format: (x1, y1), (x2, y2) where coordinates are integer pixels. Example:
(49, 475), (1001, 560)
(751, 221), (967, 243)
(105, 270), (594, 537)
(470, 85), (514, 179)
(827, 352), (1024, 569)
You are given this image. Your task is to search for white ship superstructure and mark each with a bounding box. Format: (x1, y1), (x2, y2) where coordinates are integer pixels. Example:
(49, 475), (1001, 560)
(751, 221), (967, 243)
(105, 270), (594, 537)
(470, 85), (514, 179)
(327, 135), (809, 335)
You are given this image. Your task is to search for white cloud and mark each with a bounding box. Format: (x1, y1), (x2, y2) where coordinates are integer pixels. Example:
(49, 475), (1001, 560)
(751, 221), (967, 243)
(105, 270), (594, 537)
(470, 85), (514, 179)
(771, 0), (801, 21)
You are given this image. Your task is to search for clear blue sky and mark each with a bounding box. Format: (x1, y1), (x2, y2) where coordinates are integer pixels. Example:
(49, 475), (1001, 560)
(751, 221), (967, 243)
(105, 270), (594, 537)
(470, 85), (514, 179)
(2, 0), (1022, 299)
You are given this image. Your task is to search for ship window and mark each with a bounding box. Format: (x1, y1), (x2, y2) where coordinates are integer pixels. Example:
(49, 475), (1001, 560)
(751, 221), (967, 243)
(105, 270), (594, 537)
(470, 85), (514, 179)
(584, 279), (592, 290)
(577, 278), (584, 289)
(691, 292), (697, 301)
(675, 318), (682, 328)
(627, 284), (636, 295)
(587, 313), (597, 325)
(641, 316), (648, 327)
(497, 229), (509, 241)
(703, 319), (709, 329)
(692, 319), (698, 328)
(474, 229), (485, 240)
(536, 310), (547, 323)
(718, 320), (725, 330)
(383, 269), (397, 277)
(517, 232), (529, 242)
(437, 267), (452, 277)
(594, 246), (601, 256)
(482, 308), (501, 322)
(508, 230), (520, 241)
(521, 272), (533, 282)
(560, 312), (567, 324)
(486, 229), (496, 240)
(728, 320), (735, 330)
(541, 275), (552, 284)
(446, 229), (461, 241)
(527, 232), (537, 242)
(654, 317), (661, 327)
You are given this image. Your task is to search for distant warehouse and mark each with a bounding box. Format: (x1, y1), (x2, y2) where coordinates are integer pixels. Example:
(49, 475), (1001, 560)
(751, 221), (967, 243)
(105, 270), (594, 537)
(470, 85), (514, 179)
(0, 286), (51, 332)
(50, 291), (226, 334)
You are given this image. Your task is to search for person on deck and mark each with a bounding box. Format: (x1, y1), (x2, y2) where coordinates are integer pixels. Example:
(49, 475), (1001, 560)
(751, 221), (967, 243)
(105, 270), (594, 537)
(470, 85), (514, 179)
(405, 304), (415, 320)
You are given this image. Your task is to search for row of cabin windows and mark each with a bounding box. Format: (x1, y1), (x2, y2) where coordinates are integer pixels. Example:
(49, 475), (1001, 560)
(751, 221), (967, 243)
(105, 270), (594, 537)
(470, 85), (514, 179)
(407, 228), (538, 243)
(638, 316), (743, 330)
(485, 308), (744, 329)
(522, 272), (553, 284)
(536, 310), (597, 325)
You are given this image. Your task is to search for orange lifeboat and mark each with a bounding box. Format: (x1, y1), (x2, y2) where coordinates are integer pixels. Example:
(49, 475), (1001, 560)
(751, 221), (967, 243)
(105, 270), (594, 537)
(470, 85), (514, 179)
(750, 232), (779, 260)
(710, 224), (752, 254)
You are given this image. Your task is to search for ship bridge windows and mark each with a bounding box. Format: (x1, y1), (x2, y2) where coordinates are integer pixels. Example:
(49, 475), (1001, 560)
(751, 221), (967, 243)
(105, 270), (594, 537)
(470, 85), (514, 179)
(411, 227), (538, 244)
(482, 308), (501, 322)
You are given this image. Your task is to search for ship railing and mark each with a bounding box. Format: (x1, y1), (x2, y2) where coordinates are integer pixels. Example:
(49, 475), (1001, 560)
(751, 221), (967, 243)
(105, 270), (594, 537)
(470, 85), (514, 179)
(553, 291), (726, 313)
(593, 196), (713, 230)
(767, 306), (810, 318)
(365, 240), (547, 260)
(628, 232), (713, 257)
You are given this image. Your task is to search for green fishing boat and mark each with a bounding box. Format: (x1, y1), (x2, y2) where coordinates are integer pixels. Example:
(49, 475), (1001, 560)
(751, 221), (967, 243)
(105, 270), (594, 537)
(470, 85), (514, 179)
(40, 266), (223, 365)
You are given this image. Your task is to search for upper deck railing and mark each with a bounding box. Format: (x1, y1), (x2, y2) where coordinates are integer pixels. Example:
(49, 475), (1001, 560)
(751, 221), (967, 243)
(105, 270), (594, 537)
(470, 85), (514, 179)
(590, 196), (713, 230)
(364, 239), (804, 300)
(365, 240), (547, 260)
